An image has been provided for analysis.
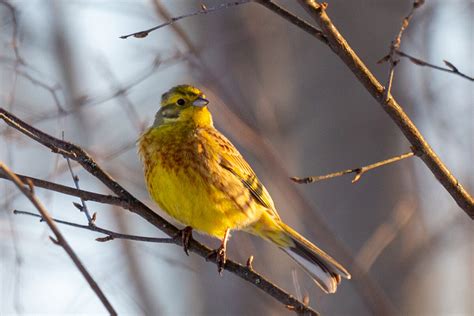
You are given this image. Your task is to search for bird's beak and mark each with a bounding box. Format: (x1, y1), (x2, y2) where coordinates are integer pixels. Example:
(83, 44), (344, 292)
(193, 96), (209, 107)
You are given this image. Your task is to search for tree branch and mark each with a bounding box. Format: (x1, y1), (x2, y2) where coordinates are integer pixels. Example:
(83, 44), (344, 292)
(0, 162), (117, 316)
(120, 0), (251, 39)
(291, 151), (414, 184)
(13, 210), (175, 244)
(254, 0), (326, 42)
(64, 132), (93, 223)
(0, 108), (319, 316)
(282, 0), (473, 218)
(396, 50), (474, 81)
(378, 0), (425, 100)
(0, 171), (129, 207)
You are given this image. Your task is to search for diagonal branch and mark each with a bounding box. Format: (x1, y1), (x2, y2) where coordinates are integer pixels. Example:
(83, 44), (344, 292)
(0, 108), (319, 316)
(291, 151), (414, 184)
(282, 0), (473, 218)
(396, 50), (474, 81)
(0, 162), (117, 316)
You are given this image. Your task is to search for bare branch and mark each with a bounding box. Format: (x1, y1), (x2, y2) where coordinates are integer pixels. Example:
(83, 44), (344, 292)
(0, 171), (129, 208)
(0, 162), (117, 316)
(120, 0), (251, 39)
(0, 108), (319, 316)
(286, 0), (473, 218)
(378, 0), (425, 101)
(291, 151), (415, 184)
(396, 50), (474, 81)
(13, 210), (174, 244)
(63, 132), (93, 223)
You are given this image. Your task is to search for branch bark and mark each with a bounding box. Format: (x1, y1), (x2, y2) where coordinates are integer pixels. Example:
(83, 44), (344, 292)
(256, 0), (473, 218)
(0, 107), (319, 316)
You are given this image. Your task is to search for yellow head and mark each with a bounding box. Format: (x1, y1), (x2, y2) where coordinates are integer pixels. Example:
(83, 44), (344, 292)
(153, 84), (213, 127)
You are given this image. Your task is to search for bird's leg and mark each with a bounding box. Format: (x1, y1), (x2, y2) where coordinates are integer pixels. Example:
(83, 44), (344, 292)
(173, 226), (193, 256)
(207, 228), (230, 275)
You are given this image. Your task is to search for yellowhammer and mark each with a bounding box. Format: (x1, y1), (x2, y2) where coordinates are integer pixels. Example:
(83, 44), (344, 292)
(138, 84), (350, 293)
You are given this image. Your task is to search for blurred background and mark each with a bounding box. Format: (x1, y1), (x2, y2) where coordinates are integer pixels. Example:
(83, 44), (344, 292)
(1, 0), (472, 315)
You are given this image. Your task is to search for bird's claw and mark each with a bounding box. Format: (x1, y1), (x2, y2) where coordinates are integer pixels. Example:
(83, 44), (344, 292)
(207, 244), (227, 275)
(173, 226), (193, 256)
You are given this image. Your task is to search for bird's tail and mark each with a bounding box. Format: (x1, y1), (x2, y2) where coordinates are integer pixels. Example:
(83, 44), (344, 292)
(250, 213), (351, 293)
(280, 222), (351, 293)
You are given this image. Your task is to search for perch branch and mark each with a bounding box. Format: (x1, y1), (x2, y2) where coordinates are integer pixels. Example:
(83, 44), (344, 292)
(291, 151), (414, 184)
(0, 162), (117, 316)
(0, 108), (319, 316)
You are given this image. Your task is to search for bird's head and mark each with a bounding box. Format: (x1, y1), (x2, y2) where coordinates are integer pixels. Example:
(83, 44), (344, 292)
(153, 84), (213, 127)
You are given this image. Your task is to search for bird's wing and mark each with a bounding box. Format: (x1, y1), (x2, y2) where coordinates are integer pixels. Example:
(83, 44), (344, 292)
(198, 127), (280, 219)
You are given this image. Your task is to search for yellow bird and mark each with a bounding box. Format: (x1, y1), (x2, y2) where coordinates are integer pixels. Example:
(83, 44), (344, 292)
(138, 84), (350, 293)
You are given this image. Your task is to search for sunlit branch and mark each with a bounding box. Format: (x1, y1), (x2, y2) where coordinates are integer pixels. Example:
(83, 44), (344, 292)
(291, 151), (415, 184)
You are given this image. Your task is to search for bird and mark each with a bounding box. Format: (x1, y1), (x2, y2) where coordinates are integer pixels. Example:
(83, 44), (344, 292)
(138, 84), (350, 293)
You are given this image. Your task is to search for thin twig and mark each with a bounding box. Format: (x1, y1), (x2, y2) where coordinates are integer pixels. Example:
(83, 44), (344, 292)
(120, 0), (251, 39)
(63, 132), (93, 223)
(0, 108), (319, 316)
(13, 210), (174, 244)
(396, 50), (474, 81)
(0, 162), (117, 316)
(378, 0), (425, 101)
(287, 0), (473, 218)
(291, 151), (415, 184)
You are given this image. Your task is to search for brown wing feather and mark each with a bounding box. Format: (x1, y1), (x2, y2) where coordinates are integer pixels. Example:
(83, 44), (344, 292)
(197, 127), (280, 219)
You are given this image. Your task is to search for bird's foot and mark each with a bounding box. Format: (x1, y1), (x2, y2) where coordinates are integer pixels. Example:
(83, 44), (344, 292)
(207, 244), (227, 275)
(173, 226), (193, 256)
(206, 228), (230, 275)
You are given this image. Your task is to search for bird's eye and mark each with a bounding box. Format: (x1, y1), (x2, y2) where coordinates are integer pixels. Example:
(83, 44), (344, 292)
(177, 98), (185, 106)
